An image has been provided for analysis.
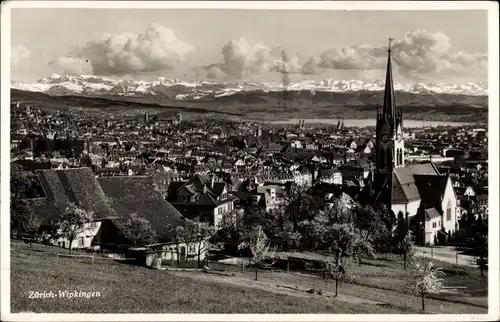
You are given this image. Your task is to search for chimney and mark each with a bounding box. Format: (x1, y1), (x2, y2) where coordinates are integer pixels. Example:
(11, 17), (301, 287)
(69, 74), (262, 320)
(211, 175), (215, 189)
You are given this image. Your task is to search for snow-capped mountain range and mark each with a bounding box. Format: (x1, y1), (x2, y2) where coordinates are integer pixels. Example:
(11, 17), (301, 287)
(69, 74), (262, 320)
(11, 74), (488, 100)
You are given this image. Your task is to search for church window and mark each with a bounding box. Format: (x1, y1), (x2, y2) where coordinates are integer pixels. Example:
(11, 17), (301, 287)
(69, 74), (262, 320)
(446, 201), (452, 221)
(386, 150), (392, 167)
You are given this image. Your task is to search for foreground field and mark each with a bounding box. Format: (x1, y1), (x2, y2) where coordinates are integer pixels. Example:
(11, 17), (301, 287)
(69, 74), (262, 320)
(10, 242), (410, 314)
(10, 242), (487, 314)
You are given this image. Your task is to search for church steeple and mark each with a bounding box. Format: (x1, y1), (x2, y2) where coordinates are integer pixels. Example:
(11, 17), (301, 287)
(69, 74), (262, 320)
(374, 37), (405, 206)
(383, 37), (396, 122)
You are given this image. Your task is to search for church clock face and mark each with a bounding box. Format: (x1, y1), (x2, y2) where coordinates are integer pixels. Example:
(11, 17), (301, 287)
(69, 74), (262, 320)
(381, 133), (389, 144)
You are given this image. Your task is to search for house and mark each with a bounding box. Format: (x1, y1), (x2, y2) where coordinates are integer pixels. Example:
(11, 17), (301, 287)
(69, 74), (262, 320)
(167, 174), (238, 228)
(338, 162), (370, 182)
(318, 168), (342, 185)
(424, 208), (442, 246)
(293, 166), (313, 187)
(126, 238), (210, 268)
(25, 167), (187, 253)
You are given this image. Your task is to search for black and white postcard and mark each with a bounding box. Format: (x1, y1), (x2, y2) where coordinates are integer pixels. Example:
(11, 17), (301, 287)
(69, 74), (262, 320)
(1, 1), (498, 321)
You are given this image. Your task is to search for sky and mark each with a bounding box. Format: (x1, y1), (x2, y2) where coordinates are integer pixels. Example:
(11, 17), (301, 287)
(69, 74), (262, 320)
(10, 9), (488, 84)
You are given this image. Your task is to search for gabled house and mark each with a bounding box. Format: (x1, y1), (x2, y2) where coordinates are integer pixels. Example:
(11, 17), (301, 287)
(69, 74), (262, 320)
(167, 174), (238, 228)
(424, 208), (442, 245)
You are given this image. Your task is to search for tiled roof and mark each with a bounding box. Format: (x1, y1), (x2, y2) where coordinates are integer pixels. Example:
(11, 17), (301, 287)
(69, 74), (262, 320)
(425, 207), (441, 220)
(29, 168), (186, 242)
(408, 162), (440, 176)
(414, 174), (448, 209)
(36, 168), (116, 218)
(98, 176), (186, 242)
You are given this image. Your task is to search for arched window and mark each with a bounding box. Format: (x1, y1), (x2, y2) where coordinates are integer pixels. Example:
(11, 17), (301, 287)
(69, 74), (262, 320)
(446, 200), (452, 222)
(386, 149), (392, 167)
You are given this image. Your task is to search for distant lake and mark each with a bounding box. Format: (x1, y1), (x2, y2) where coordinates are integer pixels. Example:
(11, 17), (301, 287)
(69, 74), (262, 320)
(269, 118), (477, 128)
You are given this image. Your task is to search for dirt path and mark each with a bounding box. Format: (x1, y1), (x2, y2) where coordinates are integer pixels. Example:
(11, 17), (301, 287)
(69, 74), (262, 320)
(414, 246), (477, 267)
(170, 270), (383, 306)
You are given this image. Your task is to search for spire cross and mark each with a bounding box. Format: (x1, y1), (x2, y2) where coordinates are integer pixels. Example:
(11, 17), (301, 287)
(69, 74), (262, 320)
(388, 37), (395, 52)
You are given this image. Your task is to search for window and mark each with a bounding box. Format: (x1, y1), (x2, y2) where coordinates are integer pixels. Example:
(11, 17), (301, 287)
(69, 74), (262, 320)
(79, 237), (84, 246)
(446, 201), (452, 221)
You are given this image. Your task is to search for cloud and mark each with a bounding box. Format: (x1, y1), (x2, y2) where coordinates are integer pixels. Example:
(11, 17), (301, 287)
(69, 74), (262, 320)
(391, 30), (487, 79)
(203, 38), (303, 79)
(49, 23), (194, 76)
(11, 45), (31, 68)
(308, 30), (487, 79)
(48, 56), (93, 74)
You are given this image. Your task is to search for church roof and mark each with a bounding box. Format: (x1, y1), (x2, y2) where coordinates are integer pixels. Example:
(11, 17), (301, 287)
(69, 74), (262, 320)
(414, 174), (448, 210)
(408, 162), (440, 176)
(392, 170), (421, 203)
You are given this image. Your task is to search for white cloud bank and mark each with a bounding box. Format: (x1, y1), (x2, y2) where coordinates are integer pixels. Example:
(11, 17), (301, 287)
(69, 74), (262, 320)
(49, 23), (194, 76)
(202, 30), (487, 82)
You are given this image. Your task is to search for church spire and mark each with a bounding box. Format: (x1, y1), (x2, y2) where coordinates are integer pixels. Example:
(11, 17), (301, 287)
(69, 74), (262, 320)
(383, 37), (396, 121)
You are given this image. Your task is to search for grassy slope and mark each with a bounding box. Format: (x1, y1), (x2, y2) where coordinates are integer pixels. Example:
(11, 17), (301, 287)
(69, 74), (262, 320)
(203, 253), (487, 314)
(10, 242), (407, 314)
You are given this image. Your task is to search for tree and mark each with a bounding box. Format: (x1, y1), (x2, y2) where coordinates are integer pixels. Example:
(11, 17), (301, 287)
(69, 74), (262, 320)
(195, 222), (215, 268)
(57, 203), (94, 254)
(375, 204), (397, 252)
(175, 222), (198, 263)
(353, 204), (391, 249)
(22, 211), (42, 248)
(324, 254), (355, 297)
(473, 219), (488, 277)
(10, 164), (42, 237)
(399, 230), (416, 270)
(117, 213), (157, 247)
(239, 225), (276, 281)
(351, 229), (375, 266)
(279, 183), (318, 231)
(411, 261), (446, 311)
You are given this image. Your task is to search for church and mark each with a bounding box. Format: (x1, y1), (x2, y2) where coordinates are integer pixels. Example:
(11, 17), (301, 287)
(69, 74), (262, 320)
(372, 38), (458, 246)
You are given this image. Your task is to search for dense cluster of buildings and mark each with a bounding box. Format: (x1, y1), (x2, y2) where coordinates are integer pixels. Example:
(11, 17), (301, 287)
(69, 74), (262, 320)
(10, 45), (488, 254)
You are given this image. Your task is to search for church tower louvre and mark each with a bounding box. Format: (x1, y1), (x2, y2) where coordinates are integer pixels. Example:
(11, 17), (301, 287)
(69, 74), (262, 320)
(374, 38), (405, 206)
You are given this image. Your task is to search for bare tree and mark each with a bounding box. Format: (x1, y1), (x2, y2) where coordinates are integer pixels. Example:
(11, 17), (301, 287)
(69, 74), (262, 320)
(57, 203), (94, 254)
(324, 254), (355, 297)
(239, 225), (276, 281)
(195, 222), (215, 268)
(117, 213), (157, 246)
(176, 223), (197, 262)
(411, 261), (446, 311)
